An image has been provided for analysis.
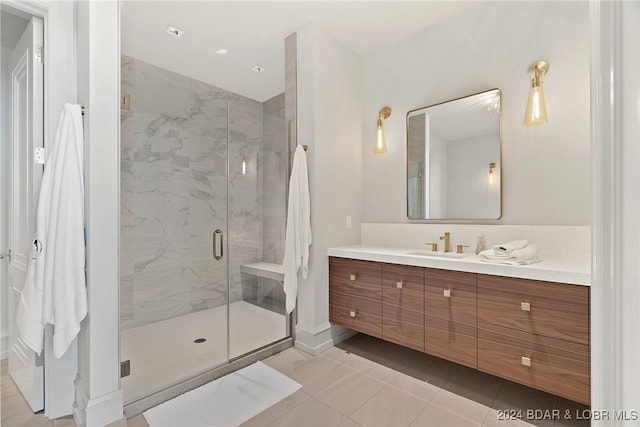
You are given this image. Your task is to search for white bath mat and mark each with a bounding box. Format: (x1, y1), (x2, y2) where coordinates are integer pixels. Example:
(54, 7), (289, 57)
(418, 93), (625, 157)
(143, 361), (301, 427)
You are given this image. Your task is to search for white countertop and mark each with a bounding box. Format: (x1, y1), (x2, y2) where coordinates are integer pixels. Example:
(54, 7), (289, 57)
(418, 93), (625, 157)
(327, 245), (591, 286)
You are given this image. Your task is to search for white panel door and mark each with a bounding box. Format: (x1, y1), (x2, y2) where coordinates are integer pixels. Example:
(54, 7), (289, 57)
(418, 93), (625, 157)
(7, 16), (45, 413)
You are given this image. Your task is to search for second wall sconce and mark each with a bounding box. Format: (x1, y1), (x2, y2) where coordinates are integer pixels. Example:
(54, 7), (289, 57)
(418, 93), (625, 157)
(523, 60), (549, 126)
(374, 106), (392, 154)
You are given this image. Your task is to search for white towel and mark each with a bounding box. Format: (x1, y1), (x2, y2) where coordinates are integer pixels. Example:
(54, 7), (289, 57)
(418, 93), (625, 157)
(16, 103), (87, 359)
(480, 245), (541, 266)
(492, 240), (529, 254)
(282, 145), (312, 314)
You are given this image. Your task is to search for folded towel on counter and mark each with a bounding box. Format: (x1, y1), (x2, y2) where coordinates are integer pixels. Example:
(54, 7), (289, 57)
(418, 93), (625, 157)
(480, 244), (541, 266)
(492, 240), (529, 254)
(480, 255), (542, 266)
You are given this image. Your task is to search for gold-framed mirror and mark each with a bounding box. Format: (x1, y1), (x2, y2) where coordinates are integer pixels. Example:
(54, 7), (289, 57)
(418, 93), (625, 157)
(407, 88), (502, 220)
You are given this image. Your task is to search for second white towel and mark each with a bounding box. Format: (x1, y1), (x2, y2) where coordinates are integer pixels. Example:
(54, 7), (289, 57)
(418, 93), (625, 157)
(492, 240), (529, 254)
(480, 244), (540, 265)
(282, 145), (312, 314)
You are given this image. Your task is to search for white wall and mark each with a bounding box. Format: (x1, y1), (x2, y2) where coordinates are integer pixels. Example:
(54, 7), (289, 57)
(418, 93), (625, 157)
(1, 46), (10, 359)
(362, 1), (590, 225)
(294, 25), (363, 353)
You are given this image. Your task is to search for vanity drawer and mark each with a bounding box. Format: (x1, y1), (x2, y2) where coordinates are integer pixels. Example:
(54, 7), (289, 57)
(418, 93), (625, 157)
(478, 322), (590, 405)
(425, 269), (477, 327)
(383, 313), (424, 352)
(329, 257), (382, 338)
(330, 257), (382, 289)
(477, 275), (589, 345)
(330, 290), (382, 338)
(425, 316), (477, 369)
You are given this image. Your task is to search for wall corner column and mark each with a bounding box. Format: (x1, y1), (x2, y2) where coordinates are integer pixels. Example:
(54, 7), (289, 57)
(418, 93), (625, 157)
(74, 0), (123, 425)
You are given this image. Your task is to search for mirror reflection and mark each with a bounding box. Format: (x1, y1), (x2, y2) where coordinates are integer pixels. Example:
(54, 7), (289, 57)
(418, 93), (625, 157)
(407, 89), (502, 220)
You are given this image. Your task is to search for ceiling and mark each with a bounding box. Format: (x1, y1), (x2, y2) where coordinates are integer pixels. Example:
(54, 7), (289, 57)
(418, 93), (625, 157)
(121, 1), (476, 102)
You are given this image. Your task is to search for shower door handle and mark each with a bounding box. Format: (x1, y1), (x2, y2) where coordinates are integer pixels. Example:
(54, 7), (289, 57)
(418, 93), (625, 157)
(213, 229), (223, 261)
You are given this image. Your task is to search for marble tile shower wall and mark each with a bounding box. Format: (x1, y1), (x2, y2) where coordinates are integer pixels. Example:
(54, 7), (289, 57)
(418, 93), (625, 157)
(121, 55), (265, 330)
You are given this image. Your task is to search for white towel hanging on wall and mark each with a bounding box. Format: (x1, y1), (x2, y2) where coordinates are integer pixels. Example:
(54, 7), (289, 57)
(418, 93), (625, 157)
(16, 103), (87, 359)
(282, 144), (312, 314)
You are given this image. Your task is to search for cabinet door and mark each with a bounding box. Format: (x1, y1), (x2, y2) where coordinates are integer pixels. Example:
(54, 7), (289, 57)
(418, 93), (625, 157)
(425, 269), (477, 326)
(382, 264), (424, 352)
(329, 257), (382, 337)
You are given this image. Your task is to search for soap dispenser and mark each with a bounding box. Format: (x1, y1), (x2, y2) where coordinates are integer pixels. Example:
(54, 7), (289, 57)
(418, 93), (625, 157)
(475, 234), (486, 255)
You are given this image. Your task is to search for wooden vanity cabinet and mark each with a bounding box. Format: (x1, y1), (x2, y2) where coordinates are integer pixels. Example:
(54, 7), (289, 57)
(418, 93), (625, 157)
(382, 263), (425, 352)
(424, 269), (477, 368)
(477, 274), (590, 405)
(329, 257), (382, 338)
(328, 256), (590, 405)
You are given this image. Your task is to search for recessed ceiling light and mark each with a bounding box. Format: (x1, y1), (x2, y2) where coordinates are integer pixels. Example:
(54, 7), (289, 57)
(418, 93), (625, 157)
(216, 49), (228, 55)
(165, 25), (184, 38)
(251, 65), (266, 73)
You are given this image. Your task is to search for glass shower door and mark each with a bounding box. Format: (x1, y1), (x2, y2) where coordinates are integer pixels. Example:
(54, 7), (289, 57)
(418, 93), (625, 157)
(120, 56), (230, 403)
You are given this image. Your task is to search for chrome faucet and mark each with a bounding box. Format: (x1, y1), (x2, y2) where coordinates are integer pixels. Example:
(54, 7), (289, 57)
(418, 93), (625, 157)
(440, 232), (451, 252)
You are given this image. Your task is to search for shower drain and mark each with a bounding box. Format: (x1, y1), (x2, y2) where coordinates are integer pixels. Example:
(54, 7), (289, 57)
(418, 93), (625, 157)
(194, 338), (206, 343)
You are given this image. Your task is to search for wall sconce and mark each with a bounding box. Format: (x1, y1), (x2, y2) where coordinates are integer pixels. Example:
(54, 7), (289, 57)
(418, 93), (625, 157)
(523, 60), (549, 126)
(488, 162), (496, 187)
(374, 106), (392, 154)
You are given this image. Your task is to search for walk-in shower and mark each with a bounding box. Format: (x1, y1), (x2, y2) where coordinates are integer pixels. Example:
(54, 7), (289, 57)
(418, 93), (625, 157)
(119, 53), (292, 404)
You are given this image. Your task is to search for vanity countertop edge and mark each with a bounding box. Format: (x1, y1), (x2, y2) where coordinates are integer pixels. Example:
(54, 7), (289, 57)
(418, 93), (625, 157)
(327, 245), (590, 286)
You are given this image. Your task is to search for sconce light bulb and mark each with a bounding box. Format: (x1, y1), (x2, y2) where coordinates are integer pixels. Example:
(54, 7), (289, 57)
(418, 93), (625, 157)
(374, 120), (387, 154)
(524, 61), (549, 126)
(374, 107), (391, 154)
(488, 162), (496, 187)
(524, 86), (547, 126)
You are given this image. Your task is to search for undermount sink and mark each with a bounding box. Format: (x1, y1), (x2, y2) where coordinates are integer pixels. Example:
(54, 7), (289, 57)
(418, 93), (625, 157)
(405, 250), (468, 259)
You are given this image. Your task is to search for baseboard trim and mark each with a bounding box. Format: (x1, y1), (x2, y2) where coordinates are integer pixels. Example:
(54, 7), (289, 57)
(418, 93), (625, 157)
(294, 322), (356, 355)
(73, 388), (123, 427)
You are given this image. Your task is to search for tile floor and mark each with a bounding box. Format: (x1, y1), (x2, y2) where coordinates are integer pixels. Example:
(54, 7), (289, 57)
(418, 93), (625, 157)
(2, 334), (590, 427)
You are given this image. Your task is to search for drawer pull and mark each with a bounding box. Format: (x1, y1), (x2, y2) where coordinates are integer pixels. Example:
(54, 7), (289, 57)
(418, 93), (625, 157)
(396, 281), (403, 289)
(443, 289), (451, 298)
(350, 274), (356, 281)
(350, 310), (356, 318)
(521, 356), (531, 367)
(521, 302), (531, 311)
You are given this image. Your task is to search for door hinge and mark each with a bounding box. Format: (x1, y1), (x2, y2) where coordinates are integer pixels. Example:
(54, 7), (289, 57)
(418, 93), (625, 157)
(34, 45), (43, 63)
(34, 147), (46, 164)
(121, 360), (131, 378)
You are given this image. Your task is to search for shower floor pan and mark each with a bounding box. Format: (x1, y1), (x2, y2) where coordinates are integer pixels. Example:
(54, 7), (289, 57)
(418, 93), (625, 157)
(120, 300), (288, 403)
